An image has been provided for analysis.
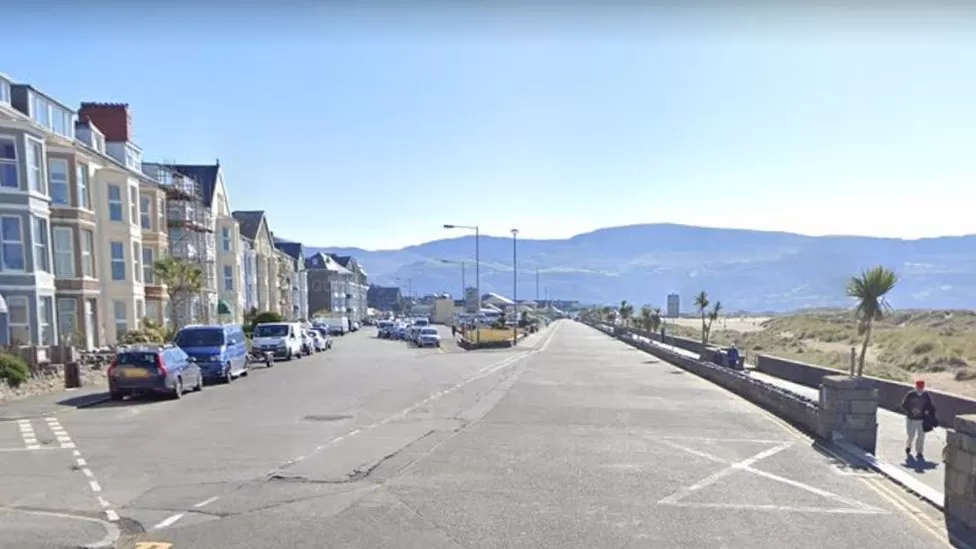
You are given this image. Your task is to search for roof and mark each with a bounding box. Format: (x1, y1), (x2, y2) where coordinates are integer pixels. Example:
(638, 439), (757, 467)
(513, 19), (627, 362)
(171, 163), (220, 207)
(305, 252), (352, 275)
(232, 210), (265, 240)
(273, 239), (305, 261)
(483, 292), (514, 305)
(327, 253), (367, 276)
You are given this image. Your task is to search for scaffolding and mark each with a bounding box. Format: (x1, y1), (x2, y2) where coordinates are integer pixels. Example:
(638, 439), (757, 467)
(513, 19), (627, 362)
(145, 161), (218, 327)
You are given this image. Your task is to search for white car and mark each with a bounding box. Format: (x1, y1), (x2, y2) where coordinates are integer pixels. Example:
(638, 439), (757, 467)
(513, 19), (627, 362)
(311, 329), (332, 351)
(416, 327), (441, 348)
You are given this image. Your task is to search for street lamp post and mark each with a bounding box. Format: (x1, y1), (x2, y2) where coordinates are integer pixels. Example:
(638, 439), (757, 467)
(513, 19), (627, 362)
(439, 259), (466, 305)
(443, 224), (480, 344)
(511, 228), (519, 346)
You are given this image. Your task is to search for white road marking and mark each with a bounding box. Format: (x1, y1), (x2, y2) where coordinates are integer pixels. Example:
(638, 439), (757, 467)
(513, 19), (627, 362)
(193, 496), (220, 508)
(152, 513), (185, 530)
(98, 496), (111, 508)
(76, 458), (88, 467)
(81, 468), (95, 478)
(89, 480), (102, 492)
(658, 439), (888, 514)
(105, 509), (120, 522)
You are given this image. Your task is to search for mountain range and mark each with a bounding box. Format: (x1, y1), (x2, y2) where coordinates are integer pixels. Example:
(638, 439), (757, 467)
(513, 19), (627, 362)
(306, 224), (976, 312)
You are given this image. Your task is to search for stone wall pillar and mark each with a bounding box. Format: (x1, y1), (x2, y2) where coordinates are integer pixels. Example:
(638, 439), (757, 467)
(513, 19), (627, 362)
(819, 375), (879, 453)
(946, 416), (976, 530)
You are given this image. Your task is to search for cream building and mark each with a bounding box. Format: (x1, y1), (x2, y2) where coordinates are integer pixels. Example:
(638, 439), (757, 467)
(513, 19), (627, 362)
(232, 211), (280, 315)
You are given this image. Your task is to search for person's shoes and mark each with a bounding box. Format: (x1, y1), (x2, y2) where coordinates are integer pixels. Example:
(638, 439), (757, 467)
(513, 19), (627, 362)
(906, 447), (912, 456)
(916, 453), (925, 462)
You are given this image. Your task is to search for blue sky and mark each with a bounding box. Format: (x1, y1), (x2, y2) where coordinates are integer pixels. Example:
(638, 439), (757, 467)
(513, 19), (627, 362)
(3, 4), (975, 250)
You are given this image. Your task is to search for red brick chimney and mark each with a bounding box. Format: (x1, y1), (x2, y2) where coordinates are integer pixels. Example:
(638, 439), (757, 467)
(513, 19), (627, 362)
(77, 102), (132, 142)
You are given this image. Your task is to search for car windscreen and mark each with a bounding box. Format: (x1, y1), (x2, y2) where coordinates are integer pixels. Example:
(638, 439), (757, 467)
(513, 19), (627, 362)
(116, 352), (159, 368)
(174, 328), (225, 348)
(420, 328), (438, 335)
(254, 324), (289, 337)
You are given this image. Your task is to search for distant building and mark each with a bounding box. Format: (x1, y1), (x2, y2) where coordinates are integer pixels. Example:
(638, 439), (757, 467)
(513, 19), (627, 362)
(667, 293), (680, 318)
(464, 286), (478, 313)
(367, 285), (402, 313)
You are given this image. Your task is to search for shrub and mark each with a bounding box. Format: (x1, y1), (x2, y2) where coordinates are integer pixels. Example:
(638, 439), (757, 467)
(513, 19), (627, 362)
(251, 311), (284, 328)
(0, 353), (30, 388)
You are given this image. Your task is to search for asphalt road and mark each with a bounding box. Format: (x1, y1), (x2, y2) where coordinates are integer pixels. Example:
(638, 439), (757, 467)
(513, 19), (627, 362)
(0, 321), (952, 549)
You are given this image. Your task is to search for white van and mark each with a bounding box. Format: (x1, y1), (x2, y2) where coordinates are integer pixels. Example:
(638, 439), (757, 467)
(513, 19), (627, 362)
(252, 322), (304, 360)
(316, 315), (350, 336)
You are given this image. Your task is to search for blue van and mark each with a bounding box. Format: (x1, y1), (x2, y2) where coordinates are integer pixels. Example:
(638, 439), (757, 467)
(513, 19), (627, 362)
(173, 324), (249, 384)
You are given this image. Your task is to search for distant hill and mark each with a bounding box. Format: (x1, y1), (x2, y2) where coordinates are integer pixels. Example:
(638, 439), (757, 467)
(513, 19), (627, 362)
(304, 223), (976, 312)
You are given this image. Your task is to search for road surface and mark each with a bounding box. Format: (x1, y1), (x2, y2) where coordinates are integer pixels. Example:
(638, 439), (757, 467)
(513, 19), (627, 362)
(0, 321), (951, 548)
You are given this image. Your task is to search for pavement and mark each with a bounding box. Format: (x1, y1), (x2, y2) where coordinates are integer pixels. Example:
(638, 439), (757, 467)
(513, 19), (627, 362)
(632, 333), (948, 507)
(0, 320), (953, 549)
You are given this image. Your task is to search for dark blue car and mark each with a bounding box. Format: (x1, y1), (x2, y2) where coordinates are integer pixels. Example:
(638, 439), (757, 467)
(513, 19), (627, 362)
(173, 324), (249, 384)
(108, 344), (202, 400)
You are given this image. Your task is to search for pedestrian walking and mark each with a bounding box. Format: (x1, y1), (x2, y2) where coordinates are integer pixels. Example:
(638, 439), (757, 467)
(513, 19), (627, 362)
(901, 379), (937, 462)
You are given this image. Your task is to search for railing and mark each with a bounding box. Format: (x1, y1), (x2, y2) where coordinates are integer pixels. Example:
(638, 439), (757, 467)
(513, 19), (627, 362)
(167, 204), (213, 228)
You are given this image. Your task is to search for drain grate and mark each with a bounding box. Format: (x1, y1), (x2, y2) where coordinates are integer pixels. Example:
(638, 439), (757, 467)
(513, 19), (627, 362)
(303, 414), (352, 422)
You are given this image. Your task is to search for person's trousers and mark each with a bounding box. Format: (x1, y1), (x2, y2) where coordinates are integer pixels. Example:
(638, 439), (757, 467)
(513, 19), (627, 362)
(906, 419), (925, 454)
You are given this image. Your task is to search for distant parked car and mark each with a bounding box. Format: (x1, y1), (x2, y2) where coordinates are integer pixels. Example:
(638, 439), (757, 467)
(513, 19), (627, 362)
(108, 344), (202, 400)
(310, 329), (332, 351)
(252, 322), (304, 361)
(416, 327), (442, 348)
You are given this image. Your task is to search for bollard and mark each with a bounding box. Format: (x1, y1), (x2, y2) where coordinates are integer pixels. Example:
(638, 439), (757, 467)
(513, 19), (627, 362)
(64, 361), (81, 389)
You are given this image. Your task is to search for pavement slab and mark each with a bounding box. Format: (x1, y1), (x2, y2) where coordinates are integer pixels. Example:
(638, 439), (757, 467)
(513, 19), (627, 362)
(0, 322), (956, 548)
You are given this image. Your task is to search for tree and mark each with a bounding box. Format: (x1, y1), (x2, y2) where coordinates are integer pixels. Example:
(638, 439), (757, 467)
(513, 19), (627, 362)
(153, 256), (204, 330)
(846, 266), (898, 377)
(618, 300), (634, 327)
(694, 291), (722, 346)
(651, 307), (663, 334)
(600, 306), (614, 323)
(639, 305), (653, 332)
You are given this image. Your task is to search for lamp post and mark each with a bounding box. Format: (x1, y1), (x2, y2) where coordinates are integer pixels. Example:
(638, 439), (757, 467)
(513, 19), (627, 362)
(443, 224), (480, 343)
(511, 228), (518, 346)
(439, 259), (466, 305)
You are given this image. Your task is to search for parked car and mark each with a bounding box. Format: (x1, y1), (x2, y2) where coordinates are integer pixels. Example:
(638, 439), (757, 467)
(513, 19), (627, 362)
(300, 329), (315, 356)
(312, 329), (333, 351)
(173, 324), (249, 384)
(376, 321), (394, 338)
(416, 327), (442, 348)
(252, 322), (304, 360)
(108, 344), (202, 400)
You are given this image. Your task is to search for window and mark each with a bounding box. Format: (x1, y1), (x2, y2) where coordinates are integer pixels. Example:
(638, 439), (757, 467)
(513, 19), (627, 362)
(32, 217), (49, 273)
(136, 299), (145, 322)
(52, 109), (72, 138)
(81, 229), (94, 277)
(38, 297), (53, 345)
(224, 265), (234, 291)
(48, 158), (70, 205)
(129, 186), (138, 224)
(133, 242), (142, 282)
(140, 195), (152, 229)
(113, 300), (127, 338)
(0, 216), (24, 271)
(32, 94), (50, 128)
(57, 298), (78, 342)
(157, 196), (165, 230)
(76, 163), (90, 209)
(0, 80), (9, 104)
(108, 185), (123, 221)
(143, 247), (154, 283)
(110, 241), (125, 281)
(26, 139), (44, 194)
(7, 296), (30, 345)
(0, 137), (17, 189)
(93, 133), (105, 154)
(52, 227), (75, 277)
(221, 227), (231, 251)
(146, 300), (160, 322)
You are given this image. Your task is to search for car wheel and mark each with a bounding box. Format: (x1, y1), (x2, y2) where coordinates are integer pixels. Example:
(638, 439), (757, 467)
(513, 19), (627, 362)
(240, 363), (249, 377)
(286, 350), (293, 361)
(194, 374), (204, 391)
(224, 364), (233, 384)
(172, 377), (184, 400)
(110, 390), (125, 401)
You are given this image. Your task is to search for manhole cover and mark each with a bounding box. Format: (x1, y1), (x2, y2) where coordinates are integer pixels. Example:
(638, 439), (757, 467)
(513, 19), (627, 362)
(304, 414), (352, 422)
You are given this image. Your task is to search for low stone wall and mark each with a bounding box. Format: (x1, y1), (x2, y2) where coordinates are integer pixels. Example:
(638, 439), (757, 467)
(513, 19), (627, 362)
(756, 354), (976, 428)
(610, 328), (823, 437)
(945, 416), (976, 537)
(0, 363), (107, 403)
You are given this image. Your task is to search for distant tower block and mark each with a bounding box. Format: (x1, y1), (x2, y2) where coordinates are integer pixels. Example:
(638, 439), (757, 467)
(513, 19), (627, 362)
(667, 293), (680, 318)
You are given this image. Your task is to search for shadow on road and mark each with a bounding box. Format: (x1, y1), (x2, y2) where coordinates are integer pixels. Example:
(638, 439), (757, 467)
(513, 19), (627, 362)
(57, 392), (162, 410)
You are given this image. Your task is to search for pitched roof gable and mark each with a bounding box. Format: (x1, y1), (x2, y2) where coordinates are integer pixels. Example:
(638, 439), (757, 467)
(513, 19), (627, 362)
(232, 210), (267, 241)
(274, 239), (305, 261)
(171, 163), (220, 207)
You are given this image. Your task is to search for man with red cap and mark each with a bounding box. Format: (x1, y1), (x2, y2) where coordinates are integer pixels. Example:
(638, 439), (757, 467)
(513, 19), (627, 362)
(901, 379), (937, 461)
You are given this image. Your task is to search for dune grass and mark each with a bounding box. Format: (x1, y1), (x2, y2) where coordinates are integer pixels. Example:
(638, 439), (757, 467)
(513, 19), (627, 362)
(664, 310), (976, 387)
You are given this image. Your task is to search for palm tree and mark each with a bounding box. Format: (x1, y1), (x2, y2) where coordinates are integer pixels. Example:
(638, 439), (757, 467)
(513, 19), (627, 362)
(619, 300), (634, 327)
(694, 291), (710, 345)
(846, 266), (898, 377)
(650, 307), (663, 334)
(154, 256), (204, 330)
(639, 305), (653, 332)
(706, 300), (722, 345)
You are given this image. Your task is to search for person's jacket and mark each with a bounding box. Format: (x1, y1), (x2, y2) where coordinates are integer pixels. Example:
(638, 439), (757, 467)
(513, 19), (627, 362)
(901, 390), (936, 421)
